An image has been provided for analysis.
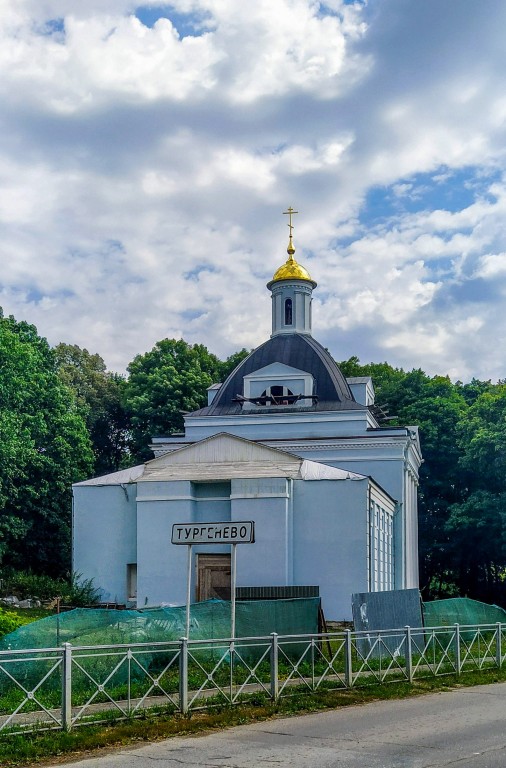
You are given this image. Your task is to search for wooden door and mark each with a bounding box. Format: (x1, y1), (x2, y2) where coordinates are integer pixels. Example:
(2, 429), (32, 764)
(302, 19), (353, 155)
(197, 554), (231, 601)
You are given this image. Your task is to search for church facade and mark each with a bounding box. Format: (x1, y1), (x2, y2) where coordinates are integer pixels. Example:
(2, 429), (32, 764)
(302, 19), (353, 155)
(73, 220), (422, 620)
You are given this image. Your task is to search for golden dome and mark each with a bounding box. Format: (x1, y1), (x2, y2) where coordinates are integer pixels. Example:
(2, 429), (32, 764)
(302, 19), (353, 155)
(272, 254), (314, 283)
(268, 235), (317, 287)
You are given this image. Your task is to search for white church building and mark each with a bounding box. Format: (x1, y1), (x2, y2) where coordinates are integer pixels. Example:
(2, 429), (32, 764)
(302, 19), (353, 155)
(73, 219), (422, 620)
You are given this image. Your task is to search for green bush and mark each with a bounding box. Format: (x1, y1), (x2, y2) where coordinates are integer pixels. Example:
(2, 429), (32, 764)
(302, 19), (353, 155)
(0, 609), (24, 638)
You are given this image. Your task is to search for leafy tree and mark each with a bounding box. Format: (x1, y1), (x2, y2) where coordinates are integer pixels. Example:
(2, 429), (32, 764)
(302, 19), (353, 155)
(389, 373), (468, 597)
(338, 356), (407, 405)
(0, 311), (93, 575)
(123, 339), (223, 460)
(457, 384), (506, 494)
(445, 491), (506, 603)
(456, 377), (495, 406)
(54, 344), (130, 476)
(441, 385), (506, 601)
(219, 349), (251, 381)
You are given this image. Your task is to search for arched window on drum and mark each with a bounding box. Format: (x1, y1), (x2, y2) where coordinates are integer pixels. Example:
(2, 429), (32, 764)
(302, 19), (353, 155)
(284, 298), (293, 325)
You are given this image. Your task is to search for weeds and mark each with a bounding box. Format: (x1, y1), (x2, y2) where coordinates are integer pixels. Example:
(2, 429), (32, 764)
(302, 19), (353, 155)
(0, 570), (100, 607)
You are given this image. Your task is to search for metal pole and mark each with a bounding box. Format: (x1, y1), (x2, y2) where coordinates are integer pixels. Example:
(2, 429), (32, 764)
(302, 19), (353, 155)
(185, 545), (192, 640)
(230, 543), (237, 697)
(454, 623), (461, 675)
(497, 623), (502, 668)
(231, 543), (237, 641)
(344, 630), (353, 687)
(270, 633), (279, 701)
(405, 625), (413, 683)
(179, 636), (188, 714)
(62, 643), (72, 731)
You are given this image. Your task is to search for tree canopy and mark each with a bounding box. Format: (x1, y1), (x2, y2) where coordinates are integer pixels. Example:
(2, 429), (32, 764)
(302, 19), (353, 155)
(54, 343), (130, 476)
(0, 312), (93, 575)
(123, 339), (222, 461)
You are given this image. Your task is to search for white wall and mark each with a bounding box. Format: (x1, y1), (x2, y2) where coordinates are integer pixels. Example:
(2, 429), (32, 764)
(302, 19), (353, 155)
(292, 479), (369, 620)
(231, 477), (292, 588)
(136, 480), (194, 608)
(72, 484), (137, 604)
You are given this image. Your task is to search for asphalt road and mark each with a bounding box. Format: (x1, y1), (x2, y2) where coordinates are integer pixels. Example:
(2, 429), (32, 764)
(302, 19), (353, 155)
(46, 683), (506, 768)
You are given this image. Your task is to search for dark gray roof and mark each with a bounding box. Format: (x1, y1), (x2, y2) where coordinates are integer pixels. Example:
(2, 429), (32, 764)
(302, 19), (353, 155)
(190, 334), (364, 417)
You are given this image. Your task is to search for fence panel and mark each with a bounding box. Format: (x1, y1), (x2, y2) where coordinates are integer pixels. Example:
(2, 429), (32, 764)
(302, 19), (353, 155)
(0, 622), (503, 733)
(185, 636), (272, 709)
(69, 640), (181, 726)
(0, 647), (64, 732)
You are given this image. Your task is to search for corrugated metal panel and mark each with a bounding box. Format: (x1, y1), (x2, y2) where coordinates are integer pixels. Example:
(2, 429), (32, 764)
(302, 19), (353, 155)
(352, 588), (422, 632)
(236, 586), (320, 600)
(352, 589), (423, 655)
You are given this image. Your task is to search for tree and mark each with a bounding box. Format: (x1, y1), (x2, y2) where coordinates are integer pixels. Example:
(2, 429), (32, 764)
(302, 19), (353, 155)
(123, 339), (223, 460)
(0, 311), (94, 575)
(390, 373), (468, 597)
(441, 384), (506, 602)
(219, 349), (251, 381)
(338, 356), (407, 405)
(457, 377), (495, 406)
(457, 384), (506, 495)
(445, 491), (506, 603)
(54, 344), (131, 476)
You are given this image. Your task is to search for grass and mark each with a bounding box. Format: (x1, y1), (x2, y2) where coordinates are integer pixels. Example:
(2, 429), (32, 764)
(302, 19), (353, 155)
(1, 666), (506, 767)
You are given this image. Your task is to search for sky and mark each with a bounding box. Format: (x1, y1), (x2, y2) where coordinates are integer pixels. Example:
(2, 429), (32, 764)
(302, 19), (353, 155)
(1, 0), (506, 382)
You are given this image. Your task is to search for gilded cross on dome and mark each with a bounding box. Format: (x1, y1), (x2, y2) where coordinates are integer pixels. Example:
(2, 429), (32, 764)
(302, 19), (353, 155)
(283, 207), (298, 256)
(267, 207), (316, 287)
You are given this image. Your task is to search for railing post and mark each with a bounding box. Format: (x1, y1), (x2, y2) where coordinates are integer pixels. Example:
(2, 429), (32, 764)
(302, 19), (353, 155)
(179, 637), (188, 714)
(270, 633), (279, 702)
(405, 626), (413, 683)
(344, 630), (353, 688)
(454, 624), (461, 676)
(496, 623), (502, 668)
(311, 637), (315, 691)
(61, 643), (72, 731)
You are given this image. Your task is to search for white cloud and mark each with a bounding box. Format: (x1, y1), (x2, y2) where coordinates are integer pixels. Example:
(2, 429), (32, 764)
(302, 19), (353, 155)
(1, 0), (506, 381)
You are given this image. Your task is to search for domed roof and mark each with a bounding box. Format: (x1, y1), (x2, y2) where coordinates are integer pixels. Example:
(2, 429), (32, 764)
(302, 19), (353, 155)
(270, 253), (315, 284)
(191, 333), (360, 417)
(267, 240), (317, 289)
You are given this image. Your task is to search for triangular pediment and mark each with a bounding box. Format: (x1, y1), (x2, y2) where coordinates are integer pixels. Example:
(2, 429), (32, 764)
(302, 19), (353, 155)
(243, 362), (310, 379)
(139, 432), (302, 482)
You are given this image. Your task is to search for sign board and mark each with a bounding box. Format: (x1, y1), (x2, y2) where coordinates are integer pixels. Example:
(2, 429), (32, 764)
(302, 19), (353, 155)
(171, 521), (255, 545)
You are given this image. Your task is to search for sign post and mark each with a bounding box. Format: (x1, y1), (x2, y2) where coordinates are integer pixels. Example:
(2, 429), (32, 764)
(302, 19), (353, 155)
(185, 544), (192, 640)
(231, 543), (237, 640)
(171, 521), (255, 640)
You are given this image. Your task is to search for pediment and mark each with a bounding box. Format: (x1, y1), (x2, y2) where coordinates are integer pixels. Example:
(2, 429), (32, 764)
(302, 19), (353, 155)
(243, 362), (310, 380)
(140, 432), (301, 481)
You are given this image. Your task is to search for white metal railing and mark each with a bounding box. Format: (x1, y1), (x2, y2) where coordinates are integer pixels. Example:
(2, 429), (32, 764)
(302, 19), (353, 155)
(0, 622), (504, 734)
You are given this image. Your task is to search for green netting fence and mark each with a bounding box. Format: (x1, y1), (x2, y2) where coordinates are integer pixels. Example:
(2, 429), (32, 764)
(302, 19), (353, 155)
(423, 597), (506, 627)
(0, 597), (320, 651)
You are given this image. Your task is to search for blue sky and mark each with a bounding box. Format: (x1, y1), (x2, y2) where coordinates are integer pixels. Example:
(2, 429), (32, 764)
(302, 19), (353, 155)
(1, 0), (506, 381)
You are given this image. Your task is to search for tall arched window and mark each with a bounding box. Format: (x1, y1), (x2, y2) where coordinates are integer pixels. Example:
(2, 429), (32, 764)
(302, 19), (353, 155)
(284, 298), (293, 325)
